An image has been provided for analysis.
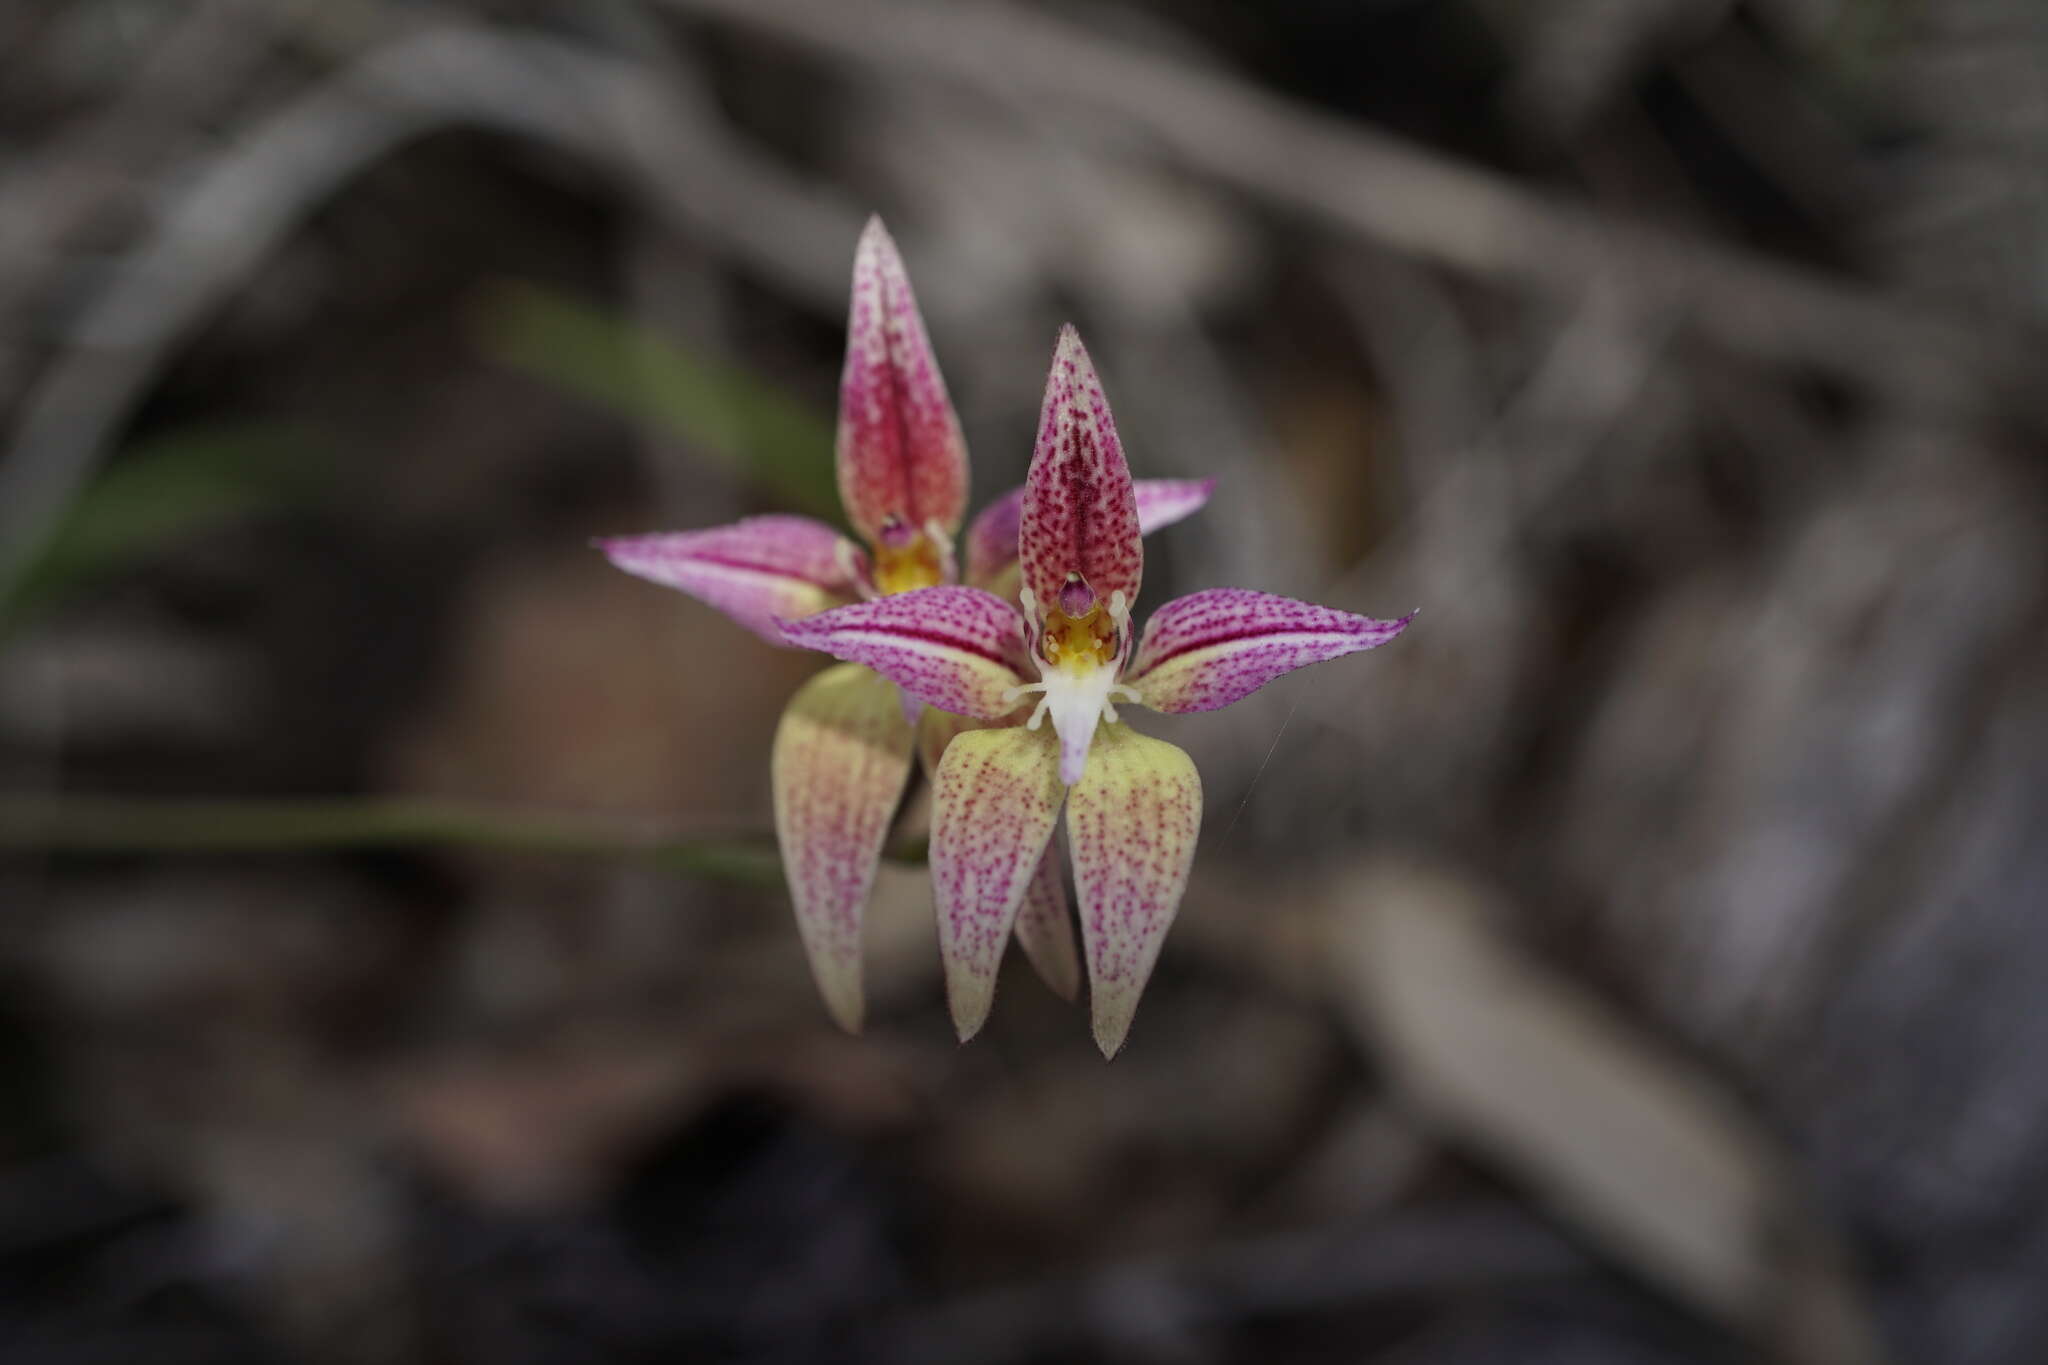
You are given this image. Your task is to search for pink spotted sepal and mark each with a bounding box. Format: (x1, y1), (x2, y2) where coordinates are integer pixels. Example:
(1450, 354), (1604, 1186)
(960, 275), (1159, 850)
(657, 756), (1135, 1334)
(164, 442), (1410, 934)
(836, 217), (970, 548)
(1066, 723), (1201, 1058)
(1128, 591), (1414, 713)
(1017, 327), (1145, 618)
(597, 515), (864, 646)
(776, 586), (1031, 720)
(770, 662), (918, 1032)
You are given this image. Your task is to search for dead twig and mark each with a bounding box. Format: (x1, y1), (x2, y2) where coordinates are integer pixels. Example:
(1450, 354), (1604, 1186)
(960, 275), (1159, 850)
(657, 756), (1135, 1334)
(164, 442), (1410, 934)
(871, 1205), (1585, 1365)
(0, 792), (785, 882)
(0, 24), (862, 604)
(662, 0), (2047, 428)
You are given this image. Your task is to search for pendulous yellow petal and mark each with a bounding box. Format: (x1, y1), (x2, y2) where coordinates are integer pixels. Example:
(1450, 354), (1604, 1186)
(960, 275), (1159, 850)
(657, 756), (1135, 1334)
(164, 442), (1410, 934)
(1014, 837), (1081, 1004)
(771, 663), (916, 1032)
(929, 724), (1066, 1040)
(1066, 724), (1202, 1059)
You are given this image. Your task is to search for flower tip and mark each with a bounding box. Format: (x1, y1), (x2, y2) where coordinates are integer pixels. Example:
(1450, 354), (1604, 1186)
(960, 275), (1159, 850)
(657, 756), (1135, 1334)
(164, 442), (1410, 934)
(947, 976), (995, 1044)
(1049, 975), (1081, 1005)
(593, 534), (654, 574)
(806, 945), (868, 1036)
(1092, 1010), (1132, 1060)
(1050, 324), (1100, 380)
(824, 992), (865, 1036)
(856, 211), (894, 249)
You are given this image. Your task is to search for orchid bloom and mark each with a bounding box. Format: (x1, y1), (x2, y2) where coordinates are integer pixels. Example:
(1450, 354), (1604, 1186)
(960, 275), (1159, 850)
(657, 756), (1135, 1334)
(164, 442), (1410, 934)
(782, 327), (1412, 1056)
(598, 220), (1212, 1032)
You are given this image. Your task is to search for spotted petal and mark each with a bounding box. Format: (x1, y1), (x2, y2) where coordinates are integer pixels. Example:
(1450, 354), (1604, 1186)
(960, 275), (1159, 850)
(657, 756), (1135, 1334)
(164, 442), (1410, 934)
(1066, 724), (1201, 1058)
(1014, 839), (1082, 1004)
(965, 477), (1217, 592)
(919, 708), (1081, 1005)
(929, 725), (1067, 1039)
(780, 586), (1029, 719)
(1134, 478), (1219, 541)
(1019, 327), (1143, 614)
(771, 663), (916, 1032)
(963, 488), (1026, 593)
(1129, 590), (1414, 714)
(837, 217), (970, 544)
(598, 516), (861, 646)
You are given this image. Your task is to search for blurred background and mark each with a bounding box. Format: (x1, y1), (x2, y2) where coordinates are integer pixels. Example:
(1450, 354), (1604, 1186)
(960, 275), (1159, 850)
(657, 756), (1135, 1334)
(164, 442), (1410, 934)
(2, 0), (2045, 1361)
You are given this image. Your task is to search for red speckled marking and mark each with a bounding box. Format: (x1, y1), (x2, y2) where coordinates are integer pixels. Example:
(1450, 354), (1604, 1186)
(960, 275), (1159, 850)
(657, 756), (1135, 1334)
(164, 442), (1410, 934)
(1019, 327), (1143, 618)
(917, 707), (1080, 1005)
(964, 477), (1218, 592)
(1129, 590), (1414, 714)
(1014, 837), (1081, 1003)
(771, 664), (916, 1032)
(929, 725), (1067, 1039)
(597, 515), (862, 646)
(1064, 724), (1201, 1058)
(836, 218), (969, 545)
(779, 586), (1030, 718)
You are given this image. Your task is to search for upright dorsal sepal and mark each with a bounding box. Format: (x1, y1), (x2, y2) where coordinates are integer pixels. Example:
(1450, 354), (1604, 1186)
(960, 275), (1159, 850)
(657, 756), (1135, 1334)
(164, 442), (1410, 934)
(837, 217), (970, 548)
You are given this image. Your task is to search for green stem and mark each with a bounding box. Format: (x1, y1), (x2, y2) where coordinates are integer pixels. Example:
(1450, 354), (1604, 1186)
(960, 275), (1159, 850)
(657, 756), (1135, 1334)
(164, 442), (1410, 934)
(0, 794), (791, 884)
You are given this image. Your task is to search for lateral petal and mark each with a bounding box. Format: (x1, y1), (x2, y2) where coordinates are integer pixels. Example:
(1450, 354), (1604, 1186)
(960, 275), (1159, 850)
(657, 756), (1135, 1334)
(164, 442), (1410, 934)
(964, 486), (1026, 591)
(1128, 590), (1414, 713)
(779, 586), (1029, 719)
(837, 217), (970, 543)
(918, 709), (1080, 1004)
(929, 725), (1066, 1040)
(1133, 477), (1217, 539)
(1019, 327), (1144, 614)
(1014, 838), (1082, 1003)
(598, 515), (862, 646)
(1066, 724), (1201, 1059)
(771, 663), (916, 1032)
(964, 476), (1217, 592)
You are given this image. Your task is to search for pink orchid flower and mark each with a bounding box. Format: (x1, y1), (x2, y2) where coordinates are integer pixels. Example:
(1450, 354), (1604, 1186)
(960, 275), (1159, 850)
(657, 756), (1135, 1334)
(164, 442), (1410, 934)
(782, 326), (1413, 1056)
(597, 219), (1212, 1032)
